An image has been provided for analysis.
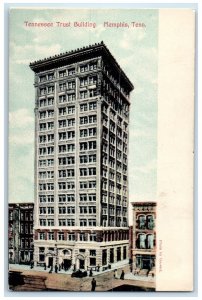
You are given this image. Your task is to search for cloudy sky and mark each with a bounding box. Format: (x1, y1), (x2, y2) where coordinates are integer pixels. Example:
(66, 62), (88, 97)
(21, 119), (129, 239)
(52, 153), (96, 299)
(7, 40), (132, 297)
(9, 9), (158, 224)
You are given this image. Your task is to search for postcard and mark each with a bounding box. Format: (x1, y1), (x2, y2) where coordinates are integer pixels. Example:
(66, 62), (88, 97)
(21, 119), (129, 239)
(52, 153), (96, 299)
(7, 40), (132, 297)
(8, 7), (195, 292)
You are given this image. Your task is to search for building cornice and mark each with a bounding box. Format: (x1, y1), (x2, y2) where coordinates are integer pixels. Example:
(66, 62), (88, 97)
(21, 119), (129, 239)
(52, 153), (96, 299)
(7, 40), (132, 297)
(29, 41), (134, 92)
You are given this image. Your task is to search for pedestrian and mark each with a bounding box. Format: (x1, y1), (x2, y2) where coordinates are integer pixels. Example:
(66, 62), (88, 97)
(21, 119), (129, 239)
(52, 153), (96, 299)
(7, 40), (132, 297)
(91, 278), (96, 291)
(55, 263), (58, 273)
(114, 269), (117, 279)
(44, 262), (46, 270)
(61, 261), (64, 269)
(97, 264), (100, 272)
(59, 264), (61, 271)
(89, 268), (93, 277)
(30, 260), (34, 269)
(120, 270), (125, 280)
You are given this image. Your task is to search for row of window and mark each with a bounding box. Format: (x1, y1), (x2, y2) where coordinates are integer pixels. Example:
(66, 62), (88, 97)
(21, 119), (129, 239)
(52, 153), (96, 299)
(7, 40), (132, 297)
(38, 155), (96, 167)
(58, 194), (96, 203)
(39, 127), (96, 143)
(39, 142), (97, 154)
(39, 194), (125, 204)
(38, 231), (97, 242)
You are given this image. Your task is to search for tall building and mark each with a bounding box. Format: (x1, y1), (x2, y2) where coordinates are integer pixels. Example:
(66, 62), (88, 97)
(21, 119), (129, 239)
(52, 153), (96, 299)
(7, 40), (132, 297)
(30, 42), (134, 270)
(8, 203), (34, 264)
(131, 202), (156, 277)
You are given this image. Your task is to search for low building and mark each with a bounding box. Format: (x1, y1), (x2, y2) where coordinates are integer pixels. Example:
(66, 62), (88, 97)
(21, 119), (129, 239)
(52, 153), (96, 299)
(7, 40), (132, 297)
(131, 202), (156, 277)
(8, 203), (34, 264)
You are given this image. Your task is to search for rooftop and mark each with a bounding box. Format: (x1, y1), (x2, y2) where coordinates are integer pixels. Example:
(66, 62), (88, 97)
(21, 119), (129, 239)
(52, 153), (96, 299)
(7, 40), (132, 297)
(30, 41), (134, 91)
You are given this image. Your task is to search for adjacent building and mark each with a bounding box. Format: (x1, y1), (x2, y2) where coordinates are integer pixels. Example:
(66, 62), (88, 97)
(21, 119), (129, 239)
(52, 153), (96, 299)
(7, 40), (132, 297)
(131, 202), (156, 277)
(30, 42), (134, 270)
(8, 203), (34, 264)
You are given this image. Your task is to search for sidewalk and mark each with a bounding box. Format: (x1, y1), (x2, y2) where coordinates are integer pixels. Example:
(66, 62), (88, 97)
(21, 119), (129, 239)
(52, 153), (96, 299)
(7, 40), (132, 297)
(9, 259), (130, 277)
(9, 267), (155, 291)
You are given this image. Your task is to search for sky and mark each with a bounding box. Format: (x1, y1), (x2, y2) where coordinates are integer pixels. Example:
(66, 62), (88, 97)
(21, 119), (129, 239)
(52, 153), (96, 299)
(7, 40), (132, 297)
(9, 8), (158, 224)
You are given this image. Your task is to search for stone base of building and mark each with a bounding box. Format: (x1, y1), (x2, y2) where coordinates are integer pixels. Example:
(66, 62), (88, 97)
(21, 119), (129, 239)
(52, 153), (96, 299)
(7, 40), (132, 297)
(34, 240), (129, 271)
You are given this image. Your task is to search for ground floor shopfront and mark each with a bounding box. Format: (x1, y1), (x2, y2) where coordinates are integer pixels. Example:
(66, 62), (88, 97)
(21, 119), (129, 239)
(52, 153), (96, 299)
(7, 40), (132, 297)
(34, 240), (129, 271)
(132, 250), (156, 277)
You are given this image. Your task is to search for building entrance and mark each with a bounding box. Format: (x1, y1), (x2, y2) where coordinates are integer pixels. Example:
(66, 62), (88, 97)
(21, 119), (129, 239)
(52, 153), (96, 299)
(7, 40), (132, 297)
(79, 259), (85, 270)
(48, 257), (53, 268)
(63, 259), (71, 270)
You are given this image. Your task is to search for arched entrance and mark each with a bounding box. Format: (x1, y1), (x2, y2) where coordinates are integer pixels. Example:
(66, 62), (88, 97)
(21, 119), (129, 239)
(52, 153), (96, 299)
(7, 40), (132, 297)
(75, 254), (86, 270)
(58, 249), (72, 271)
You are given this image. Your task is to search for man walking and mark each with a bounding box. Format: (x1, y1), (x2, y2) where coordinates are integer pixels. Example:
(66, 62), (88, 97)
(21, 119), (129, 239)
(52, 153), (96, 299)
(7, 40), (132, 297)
(91, 278), (96, 291)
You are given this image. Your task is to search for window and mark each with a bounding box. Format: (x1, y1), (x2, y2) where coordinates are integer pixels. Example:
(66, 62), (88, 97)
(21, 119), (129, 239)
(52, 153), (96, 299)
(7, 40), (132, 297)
(80, 116), (88, 125)
(80, 194), (87, 201)
(47, 86), (54, 94)
(40, 75), (46, 82)
(68, 68), (75, 76)
(88, 219), (96, 226)
(40, 88), (46, 96)
(39, 207), (46, 214)
(59, 70), (66, 78)
(39, 219), (46, 226)
(89, 194), (96, 201)
(47, 207), (54, 214)
(89, 181), (96, 189)
(48, 122), (54, 130)
(67, 81), (75, 89)
(48, 73), (54, 80)
(80, 77), (88, 86)
(47, 219), (54, 226)
(68, 233), (75, 241)
(90, 250), (96, 256)
(89, 154), (96, 163)
(58, 232), (64, 240)
(80, 219), (87, 227)
(48, 97), (54, 105)
(88, 128), (96, 136)
(59, 95), (66, 103)
(102, 249), (107, 265)
(80, 181), (88, 189)
(80, 142), (87, 151)
(48, 232), (54, 240)
(80, 103), (88, 111)
(80, 206), (88, 214)
(89, 206), (96, 214)
(89, 234), (97, 242)
(90, 258), (96, 266)
(89, 76), (97, 85)
(89, 168), (96, 176)
(89, 141), (96, 150)
(80, 91), (87, 99)
(39, 232), (45, 240)
(80, 65), (88, 73)
(67, 94), (75, 102)
(47, 195), (54, 202)
(59, 107), (66, 116)
(89, 62), (97, 70)
(89, 115), (97, 124)
(59, 83), (66, 91)
(67, 106), (75, 114)
(80, 168), (87, 176)
(89, 89), (97, 97)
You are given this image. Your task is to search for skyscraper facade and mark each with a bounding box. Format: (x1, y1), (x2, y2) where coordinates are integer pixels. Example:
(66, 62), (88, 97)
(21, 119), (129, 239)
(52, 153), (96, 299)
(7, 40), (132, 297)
(30, 42), (134, 270)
